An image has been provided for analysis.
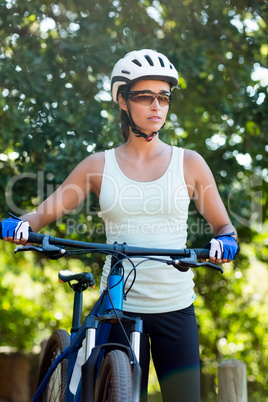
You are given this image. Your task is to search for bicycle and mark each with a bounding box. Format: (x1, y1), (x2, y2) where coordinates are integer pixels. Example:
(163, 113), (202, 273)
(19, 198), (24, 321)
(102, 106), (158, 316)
(14, 231), (223, 402)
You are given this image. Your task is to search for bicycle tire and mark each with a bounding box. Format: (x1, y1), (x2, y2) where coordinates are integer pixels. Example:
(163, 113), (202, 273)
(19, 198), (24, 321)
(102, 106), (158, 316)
(94, 349), (133, 402)
(37, 329), (70, 402)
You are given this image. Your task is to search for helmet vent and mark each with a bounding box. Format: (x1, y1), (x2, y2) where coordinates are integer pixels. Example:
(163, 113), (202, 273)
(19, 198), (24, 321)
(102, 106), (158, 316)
(145, 55), (154, 66)
(132, 59), (142, 67)
(158, 57), (165, 67)
(121, 69), (130, 74)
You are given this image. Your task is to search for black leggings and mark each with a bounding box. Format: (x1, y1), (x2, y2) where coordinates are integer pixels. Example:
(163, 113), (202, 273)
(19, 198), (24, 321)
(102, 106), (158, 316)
(108, 304), (200, 402)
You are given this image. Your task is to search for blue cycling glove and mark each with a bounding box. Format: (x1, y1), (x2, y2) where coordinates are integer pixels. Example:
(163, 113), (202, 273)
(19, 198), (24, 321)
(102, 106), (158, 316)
(0, 215), (31, 240)
(208, 232), (239, 261)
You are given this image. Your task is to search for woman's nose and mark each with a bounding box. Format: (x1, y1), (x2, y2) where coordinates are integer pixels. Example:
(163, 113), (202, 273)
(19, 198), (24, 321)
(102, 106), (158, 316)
(150, 98), (161, 110)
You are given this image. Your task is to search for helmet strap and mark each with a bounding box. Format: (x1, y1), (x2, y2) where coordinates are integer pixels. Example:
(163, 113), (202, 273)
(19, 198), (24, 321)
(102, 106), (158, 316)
(131, 127), (158, 142)
(123, 100), (159, 142)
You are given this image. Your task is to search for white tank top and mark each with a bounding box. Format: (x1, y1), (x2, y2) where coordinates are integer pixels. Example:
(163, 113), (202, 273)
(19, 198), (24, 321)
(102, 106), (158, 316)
(99, 146), (196, 313)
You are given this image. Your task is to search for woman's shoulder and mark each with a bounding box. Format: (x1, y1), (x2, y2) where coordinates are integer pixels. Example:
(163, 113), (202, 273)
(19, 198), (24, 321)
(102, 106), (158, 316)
(183, 148), (206, 166)
(183, 148), (213, 187)
(80, 151), (105, 171)
(68, 151), (106, 184)
(88, 150), (105, 161)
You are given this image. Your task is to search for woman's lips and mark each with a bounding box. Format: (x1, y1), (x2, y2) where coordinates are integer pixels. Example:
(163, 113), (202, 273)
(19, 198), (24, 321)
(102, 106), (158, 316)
(148, 116), (161, 122)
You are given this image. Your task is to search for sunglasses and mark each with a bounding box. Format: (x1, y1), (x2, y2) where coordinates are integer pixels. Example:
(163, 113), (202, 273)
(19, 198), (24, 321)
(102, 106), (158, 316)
(127, 90), (172, 106)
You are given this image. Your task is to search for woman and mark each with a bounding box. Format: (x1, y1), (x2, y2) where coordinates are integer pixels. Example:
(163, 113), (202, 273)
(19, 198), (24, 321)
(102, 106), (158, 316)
(1, 49), (239, 401)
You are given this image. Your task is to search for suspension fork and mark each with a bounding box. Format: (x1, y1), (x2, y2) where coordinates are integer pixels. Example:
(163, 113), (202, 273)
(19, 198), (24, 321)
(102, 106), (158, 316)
(130, 319), (143, 364)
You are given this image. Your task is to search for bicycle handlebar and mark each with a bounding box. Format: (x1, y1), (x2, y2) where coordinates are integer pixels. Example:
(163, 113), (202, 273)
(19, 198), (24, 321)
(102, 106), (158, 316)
(15, 232), (223, 273)
(27, 232), (207, 258)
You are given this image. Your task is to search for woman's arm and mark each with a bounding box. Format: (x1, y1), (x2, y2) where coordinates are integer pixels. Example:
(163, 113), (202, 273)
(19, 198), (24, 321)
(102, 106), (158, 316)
(184, 150), (237, 263)
(7, 152), (105, 243)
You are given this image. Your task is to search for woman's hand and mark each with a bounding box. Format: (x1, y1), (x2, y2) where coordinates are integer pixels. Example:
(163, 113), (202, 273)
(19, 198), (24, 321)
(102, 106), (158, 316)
(207, 234), (240, 264)
(0, 217), (31, 245)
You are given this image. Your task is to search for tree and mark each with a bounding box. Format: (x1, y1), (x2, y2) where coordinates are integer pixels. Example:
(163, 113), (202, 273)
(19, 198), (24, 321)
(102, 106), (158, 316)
(0, 0), (267, 399)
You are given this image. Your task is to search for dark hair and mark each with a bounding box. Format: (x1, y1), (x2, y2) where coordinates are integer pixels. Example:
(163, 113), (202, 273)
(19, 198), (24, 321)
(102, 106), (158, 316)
(120, 110), (130, 142)
(118, 85), (131, 142)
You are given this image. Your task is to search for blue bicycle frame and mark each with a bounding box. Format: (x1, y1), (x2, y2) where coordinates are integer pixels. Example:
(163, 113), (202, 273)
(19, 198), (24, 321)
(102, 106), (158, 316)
(32, 246), (143, 402)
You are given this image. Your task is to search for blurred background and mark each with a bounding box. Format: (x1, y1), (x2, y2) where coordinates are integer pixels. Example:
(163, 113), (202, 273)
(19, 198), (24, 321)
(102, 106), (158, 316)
(0, 0), (267, 400)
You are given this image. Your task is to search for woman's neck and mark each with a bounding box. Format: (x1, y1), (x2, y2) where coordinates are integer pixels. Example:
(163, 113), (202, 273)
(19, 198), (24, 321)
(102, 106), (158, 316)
(121, 134), (170, 159)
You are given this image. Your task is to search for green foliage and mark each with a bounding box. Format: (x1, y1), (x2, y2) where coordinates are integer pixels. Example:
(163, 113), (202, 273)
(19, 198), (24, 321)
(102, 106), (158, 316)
(0, 241), (99, 350)
(0, 0), (267, 398)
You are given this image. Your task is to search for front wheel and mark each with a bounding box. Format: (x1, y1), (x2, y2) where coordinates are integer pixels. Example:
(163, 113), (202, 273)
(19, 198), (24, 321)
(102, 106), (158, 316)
(37, 329), (70, 402)
(95, 349), (133, 402)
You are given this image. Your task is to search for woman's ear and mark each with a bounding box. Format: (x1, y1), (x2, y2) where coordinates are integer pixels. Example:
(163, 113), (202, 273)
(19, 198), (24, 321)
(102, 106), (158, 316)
(118, 94), (127, 111)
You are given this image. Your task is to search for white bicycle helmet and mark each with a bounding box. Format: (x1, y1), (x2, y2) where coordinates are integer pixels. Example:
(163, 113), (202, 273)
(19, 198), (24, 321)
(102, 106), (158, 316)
(111, 49), (179, 101)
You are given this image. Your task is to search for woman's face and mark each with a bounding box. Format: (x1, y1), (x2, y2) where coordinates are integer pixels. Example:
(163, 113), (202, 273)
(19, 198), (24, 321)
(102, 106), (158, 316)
(119, 80), (171, 137)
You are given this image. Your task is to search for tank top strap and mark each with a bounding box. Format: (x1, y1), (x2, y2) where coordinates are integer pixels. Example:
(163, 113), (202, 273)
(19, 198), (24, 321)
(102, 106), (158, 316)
(100, 149), (119, 198)
(103, 148), (116, 176)
(166, 146), (185, 185)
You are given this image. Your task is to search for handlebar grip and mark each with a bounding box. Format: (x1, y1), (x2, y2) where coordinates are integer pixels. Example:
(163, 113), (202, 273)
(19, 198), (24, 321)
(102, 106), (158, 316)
(195, 249), (209, 259)
(28, 232), (45, 244)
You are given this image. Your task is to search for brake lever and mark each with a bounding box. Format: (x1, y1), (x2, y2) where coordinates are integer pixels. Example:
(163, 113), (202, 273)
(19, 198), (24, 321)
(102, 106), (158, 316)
(170, 259), (223, 273)
(14, 235), (67, 260)
(15, 245), (44, 254)
(170, 250), (223, 273)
